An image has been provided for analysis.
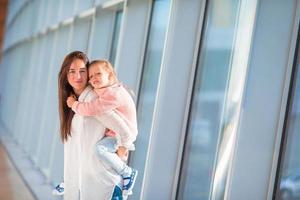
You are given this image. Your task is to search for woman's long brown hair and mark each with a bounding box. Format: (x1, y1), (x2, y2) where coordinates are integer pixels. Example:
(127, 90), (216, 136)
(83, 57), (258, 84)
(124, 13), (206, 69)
(58, 51), (89, 142)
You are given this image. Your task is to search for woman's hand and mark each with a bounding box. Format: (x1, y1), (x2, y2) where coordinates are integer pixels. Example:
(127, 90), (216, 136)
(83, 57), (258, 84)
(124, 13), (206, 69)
(67, 96), (76, 108)
(117, 146), (128, 161)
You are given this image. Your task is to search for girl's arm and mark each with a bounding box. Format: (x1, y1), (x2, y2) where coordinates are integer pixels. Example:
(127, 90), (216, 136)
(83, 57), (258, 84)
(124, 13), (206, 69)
(70, 90), (122, 116)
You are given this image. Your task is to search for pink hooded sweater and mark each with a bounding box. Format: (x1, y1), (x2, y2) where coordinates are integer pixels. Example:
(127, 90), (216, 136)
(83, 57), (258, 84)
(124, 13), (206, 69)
(71, 83), (138, 148)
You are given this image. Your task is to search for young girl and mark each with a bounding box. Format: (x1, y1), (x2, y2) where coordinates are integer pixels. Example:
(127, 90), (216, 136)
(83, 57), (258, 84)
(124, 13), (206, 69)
(66, 59), (138, 195)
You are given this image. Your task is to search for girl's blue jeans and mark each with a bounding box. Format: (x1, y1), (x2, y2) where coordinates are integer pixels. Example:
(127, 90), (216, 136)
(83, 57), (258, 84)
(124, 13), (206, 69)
(95, 136), (127, 174)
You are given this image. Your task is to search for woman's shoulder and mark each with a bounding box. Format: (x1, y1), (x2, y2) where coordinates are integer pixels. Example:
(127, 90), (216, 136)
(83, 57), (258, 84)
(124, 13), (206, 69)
(79, 86), (97, 102)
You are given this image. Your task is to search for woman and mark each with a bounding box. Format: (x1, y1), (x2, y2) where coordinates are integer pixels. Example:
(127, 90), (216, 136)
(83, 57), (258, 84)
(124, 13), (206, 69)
(58, 51), (129, 200)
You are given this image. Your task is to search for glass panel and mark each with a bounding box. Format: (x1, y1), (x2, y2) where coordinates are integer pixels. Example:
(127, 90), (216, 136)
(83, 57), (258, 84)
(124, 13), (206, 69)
(76, 0), (94, 14)
(70, 19), (92, 52)
(46, 0), (61, 27)
(38, 25), (72, 181)
(110, 10), (123, 66)
(60, 0), (76, 21)
(275, 44), (300, 200)
(25, 35), (49, 156)
(17, 39), (40, 145)
(88, 10), (114, 60)
(32, 32), (56, 161)
(19, 38), (45, 149)
(129, 0), (170, 199)
(36, 1), (48, 33)
(177, 0), (257, 199)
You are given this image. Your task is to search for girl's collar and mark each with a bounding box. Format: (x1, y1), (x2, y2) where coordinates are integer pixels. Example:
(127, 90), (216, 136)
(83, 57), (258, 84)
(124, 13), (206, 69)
(95, 81), (121, 90)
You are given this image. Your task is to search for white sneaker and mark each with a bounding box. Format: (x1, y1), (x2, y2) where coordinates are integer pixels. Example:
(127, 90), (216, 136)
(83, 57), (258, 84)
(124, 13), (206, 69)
(123, 189), (133, 196)
(122, 169), (138, 196)
(52, 182), (64, 196)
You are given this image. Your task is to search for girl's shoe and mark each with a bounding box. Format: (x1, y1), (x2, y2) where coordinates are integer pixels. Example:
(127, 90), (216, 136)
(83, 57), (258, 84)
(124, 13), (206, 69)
(123, 169), (138, 195)
(52, 182), (64, 196)
(123, 190), (133, 197)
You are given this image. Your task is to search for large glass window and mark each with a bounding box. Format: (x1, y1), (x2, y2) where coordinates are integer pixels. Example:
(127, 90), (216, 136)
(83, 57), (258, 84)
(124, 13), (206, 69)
(37, 25), (72, 181)
(76, 0), (94, 14)
(275, 34), (300, 200)
(177, 0), (257, 199)
(110, 10), (123, 65)
(129, 0), (170, 199)
(70, 18), (92, 52)
(60, 0), (76, 21)
(89, 9), (115, 60)
(45, 0), (61, 28)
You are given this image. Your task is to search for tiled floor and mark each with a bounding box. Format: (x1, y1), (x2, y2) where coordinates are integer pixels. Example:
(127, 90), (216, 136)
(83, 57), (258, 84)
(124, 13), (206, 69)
(0, 143), (35, 200)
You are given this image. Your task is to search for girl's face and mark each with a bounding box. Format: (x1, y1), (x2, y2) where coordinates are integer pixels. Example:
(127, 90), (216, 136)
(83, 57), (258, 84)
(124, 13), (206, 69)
(88, 64), (111, 89)
(67, 59), (88, 95)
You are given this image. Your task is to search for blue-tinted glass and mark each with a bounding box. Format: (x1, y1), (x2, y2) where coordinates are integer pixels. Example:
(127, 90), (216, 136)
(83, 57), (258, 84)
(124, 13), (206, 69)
(110, 10), (123, 65)
(177, 0), (240, 199)
(276, 54), (300, 200)
(70, 19), (91, 52)
(129, 0), (170, 199)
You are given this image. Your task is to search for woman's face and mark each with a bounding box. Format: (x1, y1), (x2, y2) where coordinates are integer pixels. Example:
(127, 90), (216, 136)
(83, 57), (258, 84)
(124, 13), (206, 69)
(67, 58), (88, 95)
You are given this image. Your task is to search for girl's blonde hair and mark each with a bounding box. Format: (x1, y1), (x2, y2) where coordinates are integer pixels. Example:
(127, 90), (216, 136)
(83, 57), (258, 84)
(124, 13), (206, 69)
(88, 59), (118, 84)
(89, 59), (136, 97)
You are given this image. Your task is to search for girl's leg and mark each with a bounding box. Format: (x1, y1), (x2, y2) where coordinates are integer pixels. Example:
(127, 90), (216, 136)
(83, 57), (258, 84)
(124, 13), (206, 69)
(95, 137), (130, 175)
(96, 137), (137, 195)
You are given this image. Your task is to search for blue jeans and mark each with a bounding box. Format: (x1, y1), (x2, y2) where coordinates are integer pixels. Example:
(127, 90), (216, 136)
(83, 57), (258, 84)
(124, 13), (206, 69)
(111, 186), (123, 200)
(95, 137), (127, 174)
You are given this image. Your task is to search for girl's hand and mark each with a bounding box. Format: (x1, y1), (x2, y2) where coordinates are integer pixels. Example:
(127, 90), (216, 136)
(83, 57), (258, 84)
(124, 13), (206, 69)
(67, 96), (76, 108)
(105, 129), (116, 137)
(117, 146), (128, 161)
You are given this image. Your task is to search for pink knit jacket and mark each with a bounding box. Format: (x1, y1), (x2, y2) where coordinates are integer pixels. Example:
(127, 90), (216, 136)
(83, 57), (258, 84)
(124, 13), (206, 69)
(72, 83), (138, 148)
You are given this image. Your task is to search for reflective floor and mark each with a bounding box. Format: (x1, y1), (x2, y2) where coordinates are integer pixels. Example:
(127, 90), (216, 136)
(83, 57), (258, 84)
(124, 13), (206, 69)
(0, 143), (34, 200)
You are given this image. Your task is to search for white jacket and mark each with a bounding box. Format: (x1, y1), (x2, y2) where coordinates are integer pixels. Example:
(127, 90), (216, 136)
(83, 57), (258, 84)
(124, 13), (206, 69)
(64, 86), (130, 200)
